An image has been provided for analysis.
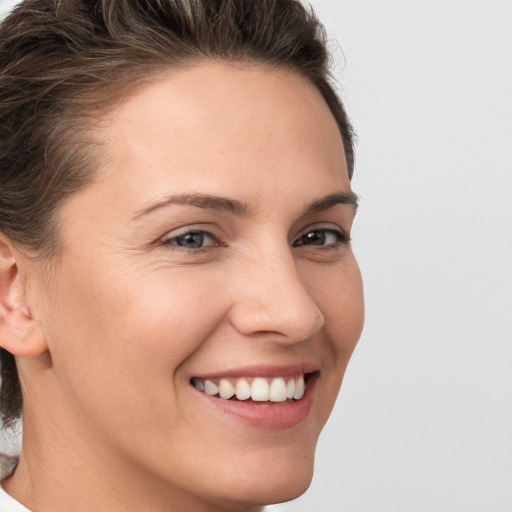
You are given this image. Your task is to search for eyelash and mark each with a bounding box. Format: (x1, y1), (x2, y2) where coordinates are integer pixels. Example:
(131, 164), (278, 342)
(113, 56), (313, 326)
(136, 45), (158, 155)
(292, 228), (350, 248)
(161, 227), (350, 251)
(162, 230), (219, 250)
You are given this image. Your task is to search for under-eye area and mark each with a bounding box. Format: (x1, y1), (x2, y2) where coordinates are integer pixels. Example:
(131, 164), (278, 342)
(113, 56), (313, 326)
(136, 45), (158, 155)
(190, 372), (320, 403)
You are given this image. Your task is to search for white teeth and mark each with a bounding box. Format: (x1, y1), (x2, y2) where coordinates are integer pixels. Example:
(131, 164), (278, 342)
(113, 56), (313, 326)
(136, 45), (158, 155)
(251, 377), (270, 401)
(218, 379), (235, 399)
(293, 375), (305, 400)
(286, 379), (295, 399)
(269, 377), (287, 402)
(204, 380), (219, 396)
(235, 379), (251, 401)
(193, 374), (309, 402)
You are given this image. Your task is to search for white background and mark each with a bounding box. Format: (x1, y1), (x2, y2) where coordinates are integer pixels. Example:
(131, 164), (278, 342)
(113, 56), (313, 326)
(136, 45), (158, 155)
(1, 1), (511, 511)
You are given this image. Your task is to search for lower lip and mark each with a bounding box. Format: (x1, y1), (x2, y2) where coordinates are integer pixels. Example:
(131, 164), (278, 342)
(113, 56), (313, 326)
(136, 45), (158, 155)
(195, 377), (317, 430)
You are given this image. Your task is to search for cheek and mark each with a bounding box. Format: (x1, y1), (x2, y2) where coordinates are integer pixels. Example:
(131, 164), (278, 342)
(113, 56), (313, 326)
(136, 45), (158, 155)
(299, 255), (363, 406)
(307, 257), (363, 422)
(41, 260), (234, 463)
(44, 260), (228, 400)
(304, 254), (364, 349)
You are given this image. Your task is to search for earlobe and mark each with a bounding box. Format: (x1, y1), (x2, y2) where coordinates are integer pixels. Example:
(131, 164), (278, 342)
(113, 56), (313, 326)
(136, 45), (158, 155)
(0, 235), (47, 357)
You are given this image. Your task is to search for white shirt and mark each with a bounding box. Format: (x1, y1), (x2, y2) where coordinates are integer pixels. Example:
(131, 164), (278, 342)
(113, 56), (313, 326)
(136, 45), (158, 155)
(0, 486), (30, 512)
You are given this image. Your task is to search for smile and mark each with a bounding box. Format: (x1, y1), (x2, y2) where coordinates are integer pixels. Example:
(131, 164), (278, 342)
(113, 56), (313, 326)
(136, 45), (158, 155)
(190, 373), (317, 403)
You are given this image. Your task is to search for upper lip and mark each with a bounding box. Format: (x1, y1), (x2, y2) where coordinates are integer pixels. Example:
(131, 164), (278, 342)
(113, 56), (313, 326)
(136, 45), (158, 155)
(190, 362), (320, 380)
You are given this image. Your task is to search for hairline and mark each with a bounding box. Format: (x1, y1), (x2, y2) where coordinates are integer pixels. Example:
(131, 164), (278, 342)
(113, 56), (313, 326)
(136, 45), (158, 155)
(34, 58), (353, 262)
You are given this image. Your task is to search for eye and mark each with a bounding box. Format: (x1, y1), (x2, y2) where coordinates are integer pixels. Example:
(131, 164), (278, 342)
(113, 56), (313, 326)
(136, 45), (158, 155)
(163, 230), (217, 249)
(293, 228), (348, 248)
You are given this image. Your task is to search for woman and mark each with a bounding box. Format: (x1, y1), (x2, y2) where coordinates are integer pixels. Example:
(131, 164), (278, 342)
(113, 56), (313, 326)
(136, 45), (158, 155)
(0, 0), (364, 510)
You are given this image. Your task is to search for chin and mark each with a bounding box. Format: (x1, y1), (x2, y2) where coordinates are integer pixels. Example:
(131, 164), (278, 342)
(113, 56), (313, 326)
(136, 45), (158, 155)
(212, 443), (316, 509)
(259, 469), (313, 506)
(223, 469), (314, 510)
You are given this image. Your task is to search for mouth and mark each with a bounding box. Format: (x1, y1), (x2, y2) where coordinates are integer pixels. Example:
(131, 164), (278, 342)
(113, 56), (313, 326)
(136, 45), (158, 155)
(190, 372), (318, 404)
(189, 364), (320, 429)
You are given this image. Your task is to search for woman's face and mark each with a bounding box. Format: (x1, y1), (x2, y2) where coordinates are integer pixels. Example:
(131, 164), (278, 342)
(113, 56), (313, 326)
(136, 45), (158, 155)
(28, 63), (364, 509)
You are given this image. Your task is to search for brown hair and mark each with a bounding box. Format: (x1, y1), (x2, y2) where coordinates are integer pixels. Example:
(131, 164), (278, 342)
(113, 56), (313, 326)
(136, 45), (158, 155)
(0, 0), (355, 428)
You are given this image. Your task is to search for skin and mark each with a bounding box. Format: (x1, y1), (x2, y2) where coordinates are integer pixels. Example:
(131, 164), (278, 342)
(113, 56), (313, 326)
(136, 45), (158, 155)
(0, 62), (364, 511)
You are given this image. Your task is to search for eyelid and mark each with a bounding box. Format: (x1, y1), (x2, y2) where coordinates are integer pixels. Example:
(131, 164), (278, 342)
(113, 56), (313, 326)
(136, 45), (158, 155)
(291, 225), (351, 251)
(294, 222), (348, 239)
(157, 222), (349, 252)
(160, 224), (224, 248)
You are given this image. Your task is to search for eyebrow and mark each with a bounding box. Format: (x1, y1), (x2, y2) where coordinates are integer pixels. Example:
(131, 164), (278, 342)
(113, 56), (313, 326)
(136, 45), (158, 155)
(303, 192), (359, 214)
(133, 193), (248, 219)
(133, 190), (358, 220)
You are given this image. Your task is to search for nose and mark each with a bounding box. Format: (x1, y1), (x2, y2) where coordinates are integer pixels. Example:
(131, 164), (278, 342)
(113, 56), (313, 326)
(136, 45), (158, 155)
(229, 249), (325, 343)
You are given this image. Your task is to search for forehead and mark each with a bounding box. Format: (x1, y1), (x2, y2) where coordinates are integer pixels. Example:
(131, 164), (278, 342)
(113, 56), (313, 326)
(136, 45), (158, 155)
(81, 62), (350, 217)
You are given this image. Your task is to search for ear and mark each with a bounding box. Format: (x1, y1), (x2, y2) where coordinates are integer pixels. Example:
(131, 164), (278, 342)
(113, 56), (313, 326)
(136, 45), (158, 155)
(0, 234), (47, 357)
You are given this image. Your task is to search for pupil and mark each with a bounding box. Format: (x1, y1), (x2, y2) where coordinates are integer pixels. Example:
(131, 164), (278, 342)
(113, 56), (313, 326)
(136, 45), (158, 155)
(179, 233), (203, 248)
(303, 231), (325, 245)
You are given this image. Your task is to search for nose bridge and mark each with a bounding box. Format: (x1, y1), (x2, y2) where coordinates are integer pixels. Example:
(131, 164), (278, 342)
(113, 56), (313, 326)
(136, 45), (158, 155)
(230, 245), (324, 341)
